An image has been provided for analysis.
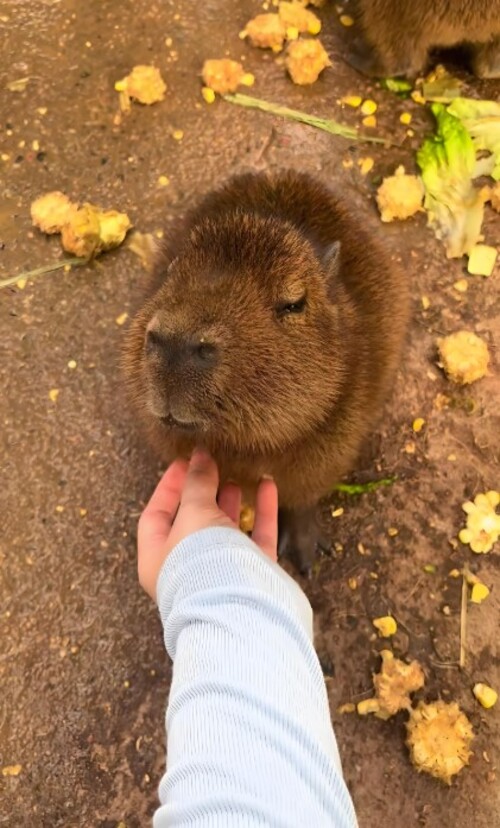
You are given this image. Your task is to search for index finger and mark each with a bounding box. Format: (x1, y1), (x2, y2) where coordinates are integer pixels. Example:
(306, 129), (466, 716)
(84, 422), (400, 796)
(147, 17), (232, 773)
(138, 458), (189, 550)
(180, 449), (219, 509)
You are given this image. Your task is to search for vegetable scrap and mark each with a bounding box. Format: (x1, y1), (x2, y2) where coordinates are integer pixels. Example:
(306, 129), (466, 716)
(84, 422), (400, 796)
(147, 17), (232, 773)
(115, 65), (166, 112)
(31, 192), (131, 259)
(406, 701), (473, 784)
(241, 14), (287, 50)
(459, 491), (500, 554)
(285, 39), (330, 85)
(376, 166), (424, 222)
(417, 104), (484, 258)
(278, 1), (321, 35)
(128, 231), (158, 272)
(202, 59), (254, 95)
(357, 650), (425, 720)
(437, 331), (490, 385)
(467, 244), (497, 277)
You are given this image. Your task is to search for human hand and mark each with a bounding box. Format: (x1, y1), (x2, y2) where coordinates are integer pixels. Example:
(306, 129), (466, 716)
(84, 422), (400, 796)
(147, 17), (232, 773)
(138, 450), (279, 601)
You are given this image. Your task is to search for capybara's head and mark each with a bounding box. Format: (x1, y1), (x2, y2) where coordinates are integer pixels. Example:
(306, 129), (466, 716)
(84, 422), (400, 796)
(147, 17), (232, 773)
(123, 212), (346, 454)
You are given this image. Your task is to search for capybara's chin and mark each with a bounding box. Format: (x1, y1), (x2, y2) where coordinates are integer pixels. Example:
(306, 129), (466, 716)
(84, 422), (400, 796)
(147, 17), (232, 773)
(123, 170), (409, 569)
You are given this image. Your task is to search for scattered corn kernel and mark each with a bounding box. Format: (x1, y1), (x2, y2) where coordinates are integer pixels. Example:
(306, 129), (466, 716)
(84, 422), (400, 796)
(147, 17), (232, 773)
(32, 139), (40, 152)
(79, 508), (88, 518)
(157, 175), (170, 187)
(55, 504), (64, 513)
(404, 440), (416, 454)
(331, 507), (344, 517)
(201, 86), (216, 103)
(449, 568), (461, 578)
(358, 156), (374, 175)
(412, 417), (425, 433)
(67, 359), (77, 369)
(421, 295), (430, 309)
(423, 564), (437, 574)
(241, 72), (255, 86)
(400, 112), (412, 124)
(387, 527), (398, 537)
(16, 278), (27, 290)
(372, 615), (397, 637)
(49, 388), (59, 403)
(2, 765), (22, 777)
(473, 683), (497, 709)
(470, 583), (490, 604)
(361, 99), (377, 116)
(453, 278), (468, 293)
(340, 14), (354, 26)
(115, 312), (128, 326)
(341, 95), (362, 107)
(362, 115), (377, 128)
(338, 702), (356, 714)
(411, 90), (426, 105)
(172, 129), (184, 140)
(348, 577), (358, 590)
(342, 157), (354, 168)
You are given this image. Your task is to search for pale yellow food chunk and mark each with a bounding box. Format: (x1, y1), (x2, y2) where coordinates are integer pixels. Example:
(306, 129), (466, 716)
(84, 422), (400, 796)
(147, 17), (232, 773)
(376, 165), (424, 222)
(2, 764), (22, 777)
(60, 203), (131, 258)
(30, 191), (76, 234)
(115, 65), (166, 108)
(406, 700), (473, 784)
(459, 490), (500, 554)
(97, 209), (132, 251)
(372, 615), (397, 637)
(242, 13), (286, 50)
(467, 244), (497, 277)
(60, 204), (101, 258)
(285, 38), (330, 85)
(202, 59), (247, 95)
(357, 650), (424, 720)
(437, 331), (490, 385)
(473, 683), (497, 709)
(278, 1), (321, 34)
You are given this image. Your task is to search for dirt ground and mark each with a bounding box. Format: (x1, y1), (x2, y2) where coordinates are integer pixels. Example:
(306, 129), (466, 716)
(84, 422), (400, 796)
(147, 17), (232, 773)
(1, 1), (499, 826)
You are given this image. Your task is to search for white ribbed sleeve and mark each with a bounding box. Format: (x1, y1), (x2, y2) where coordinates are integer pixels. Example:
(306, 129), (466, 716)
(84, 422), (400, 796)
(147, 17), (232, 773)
(154, 527), (357, 828)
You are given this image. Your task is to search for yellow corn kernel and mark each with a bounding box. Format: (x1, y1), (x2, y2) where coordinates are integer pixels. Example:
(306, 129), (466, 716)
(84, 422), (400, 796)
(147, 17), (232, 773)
(473, 683), (497, 709)
(361, 99), (377, 115)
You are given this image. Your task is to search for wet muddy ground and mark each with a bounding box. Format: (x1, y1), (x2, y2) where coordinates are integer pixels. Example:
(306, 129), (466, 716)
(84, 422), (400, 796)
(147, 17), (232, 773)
(1, 1), (499, 826)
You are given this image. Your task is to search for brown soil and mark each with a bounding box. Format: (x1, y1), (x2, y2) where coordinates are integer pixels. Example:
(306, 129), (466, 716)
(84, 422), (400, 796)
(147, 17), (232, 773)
(1, 1), (498, 826)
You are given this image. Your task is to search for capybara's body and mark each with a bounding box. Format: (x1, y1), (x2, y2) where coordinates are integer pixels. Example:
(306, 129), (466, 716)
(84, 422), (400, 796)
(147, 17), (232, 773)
(124, 171), (408, 564)
(350, 0), (500, 78)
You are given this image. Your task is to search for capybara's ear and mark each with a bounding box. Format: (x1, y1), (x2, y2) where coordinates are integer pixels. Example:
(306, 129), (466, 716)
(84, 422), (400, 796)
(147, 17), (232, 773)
(322, 241), (341, 298)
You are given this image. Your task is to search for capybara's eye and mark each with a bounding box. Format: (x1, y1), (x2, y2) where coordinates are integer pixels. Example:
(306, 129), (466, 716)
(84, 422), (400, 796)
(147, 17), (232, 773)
(275, 295), (307, 317)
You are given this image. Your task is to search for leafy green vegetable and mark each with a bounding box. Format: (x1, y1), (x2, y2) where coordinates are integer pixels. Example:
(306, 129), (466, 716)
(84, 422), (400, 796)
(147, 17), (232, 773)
(421, 67), (462, 103)
(380, 77), (413, 95)
(332, 477), (396, 495)
(447, 98), (500, 181)
(416, 104), (484, 258)
(223, 93), (387, 144)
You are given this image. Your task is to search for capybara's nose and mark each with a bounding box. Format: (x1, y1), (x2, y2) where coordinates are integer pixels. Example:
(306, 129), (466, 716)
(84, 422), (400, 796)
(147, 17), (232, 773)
(146, 329), (218, 370)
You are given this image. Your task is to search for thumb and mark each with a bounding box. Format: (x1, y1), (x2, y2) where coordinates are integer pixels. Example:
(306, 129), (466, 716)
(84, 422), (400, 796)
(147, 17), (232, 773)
(180, 449), (219, 510)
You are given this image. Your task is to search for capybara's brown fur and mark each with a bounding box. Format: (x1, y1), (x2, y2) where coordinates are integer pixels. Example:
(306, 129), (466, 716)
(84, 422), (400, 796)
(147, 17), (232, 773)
(350, 0), (500, 78)
(123, 171), (408, 566)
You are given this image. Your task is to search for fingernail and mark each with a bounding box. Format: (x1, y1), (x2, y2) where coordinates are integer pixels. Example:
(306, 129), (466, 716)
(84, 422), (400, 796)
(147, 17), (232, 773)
(261, 473), (274, 481)
(190, 448), (211, 465)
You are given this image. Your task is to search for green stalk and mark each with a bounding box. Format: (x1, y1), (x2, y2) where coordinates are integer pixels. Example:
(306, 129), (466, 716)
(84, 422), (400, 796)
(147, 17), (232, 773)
(223, 93), (388, 144)
(0, 257), (87, 290)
